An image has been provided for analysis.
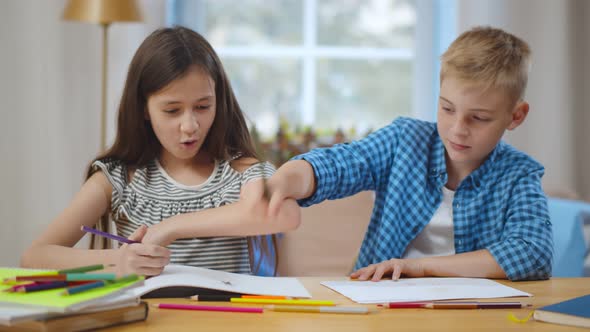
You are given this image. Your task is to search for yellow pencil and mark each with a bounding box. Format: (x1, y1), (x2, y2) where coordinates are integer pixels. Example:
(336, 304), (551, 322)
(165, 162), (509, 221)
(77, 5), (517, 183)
(230, 298), (335, 306)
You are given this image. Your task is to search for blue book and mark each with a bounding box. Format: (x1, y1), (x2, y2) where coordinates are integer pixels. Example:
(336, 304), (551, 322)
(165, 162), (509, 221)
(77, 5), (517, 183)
(534, 294), (590, 328)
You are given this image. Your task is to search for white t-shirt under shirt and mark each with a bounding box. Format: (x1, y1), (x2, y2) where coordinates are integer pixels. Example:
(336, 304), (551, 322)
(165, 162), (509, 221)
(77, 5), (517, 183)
(402, 187), (456, 259)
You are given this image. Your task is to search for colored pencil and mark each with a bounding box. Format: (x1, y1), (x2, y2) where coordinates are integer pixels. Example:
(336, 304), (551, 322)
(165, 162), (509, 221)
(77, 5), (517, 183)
(383, 301), (531, 309)
(266, 305), (371, 314)
(61, 280), (107, 295)
(80, 225), (139, 244)
(190, 294), (290, 302)
(155, 303), (263, 313)
(59, 274), (138, 296)
(16, 281), (69, 293)
(57, 264), (106, 274)
(3, 280), (97, 293)
(230, 298), (335, 306)
(242, 295), (290, 300)
(7, 273), (117, 282)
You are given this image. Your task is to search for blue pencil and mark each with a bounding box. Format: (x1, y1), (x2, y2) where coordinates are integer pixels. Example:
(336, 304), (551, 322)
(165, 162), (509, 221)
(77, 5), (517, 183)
(60, 274), (139, 296)
(61, 280), (107, 295)
(16, 281), (69, 293)
(81, 225), (139, 244)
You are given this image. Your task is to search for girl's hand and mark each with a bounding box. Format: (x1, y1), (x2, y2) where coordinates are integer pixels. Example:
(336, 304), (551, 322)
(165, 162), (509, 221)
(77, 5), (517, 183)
(350, 258), (426, 281)
(116, 225), (171, 276)
(142, 222), (176, 247)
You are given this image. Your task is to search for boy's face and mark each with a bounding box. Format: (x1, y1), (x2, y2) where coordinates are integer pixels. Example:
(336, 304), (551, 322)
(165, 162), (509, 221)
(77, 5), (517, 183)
(437, 76), (528, 175)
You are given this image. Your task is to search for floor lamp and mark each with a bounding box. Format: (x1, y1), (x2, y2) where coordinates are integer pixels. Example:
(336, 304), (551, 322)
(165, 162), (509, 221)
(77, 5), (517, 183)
(62, 0), (142, 151)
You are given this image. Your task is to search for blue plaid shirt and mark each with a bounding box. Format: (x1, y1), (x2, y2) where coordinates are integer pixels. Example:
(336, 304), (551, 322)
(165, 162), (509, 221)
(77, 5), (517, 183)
(293, 117), (553, 280)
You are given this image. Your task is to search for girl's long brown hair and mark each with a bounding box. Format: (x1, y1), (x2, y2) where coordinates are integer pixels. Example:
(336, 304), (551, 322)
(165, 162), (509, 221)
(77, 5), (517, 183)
(86, 26), (278, 276)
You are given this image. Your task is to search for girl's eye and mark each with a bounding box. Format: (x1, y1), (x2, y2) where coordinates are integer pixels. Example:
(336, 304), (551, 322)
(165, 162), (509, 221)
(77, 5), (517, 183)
(442, 107), (453, 112)
(195, 105), (211, 110)
(164, 109), (179, 114)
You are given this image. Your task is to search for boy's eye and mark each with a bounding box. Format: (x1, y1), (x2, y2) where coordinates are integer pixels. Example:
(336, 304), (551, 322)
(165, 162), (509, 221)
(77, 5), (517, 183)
(442, 107), (453, 112)
(164, 109), (179, 114)
(474, 116), (490, 122)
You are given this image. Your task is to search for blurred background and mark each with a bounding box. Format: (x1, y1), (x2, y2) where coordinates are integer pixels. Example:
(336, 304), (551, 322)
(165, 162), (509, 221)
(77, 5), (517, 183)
(0, 0), (588, 268)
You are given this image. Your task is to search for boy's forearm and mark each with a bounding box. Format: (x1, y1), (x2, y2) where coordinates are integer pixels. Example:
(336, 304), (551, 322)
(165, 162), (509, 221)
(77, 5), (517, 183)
(21, 245), (118, 270)
(420, 249), (507, 279)
(269, 160), (316, 200)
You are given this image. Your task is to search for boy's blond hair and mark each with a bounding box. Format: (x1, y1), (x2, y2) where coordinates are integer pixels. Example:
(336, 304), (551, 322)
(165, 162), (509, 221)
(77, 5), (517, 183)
(440, 26), (531, 103)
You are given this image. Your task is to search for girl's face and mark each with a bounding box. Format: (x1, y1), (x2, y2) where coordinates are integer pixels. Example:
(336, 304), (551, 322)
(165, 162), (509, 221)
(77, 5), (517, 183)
(146, 66), (216, 164)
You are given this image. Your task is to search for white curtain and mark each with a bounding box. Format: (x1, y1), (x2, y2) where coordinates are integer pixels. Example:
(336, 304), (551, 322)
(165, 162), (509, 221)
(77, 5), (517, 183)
(0, 0), (166, 266)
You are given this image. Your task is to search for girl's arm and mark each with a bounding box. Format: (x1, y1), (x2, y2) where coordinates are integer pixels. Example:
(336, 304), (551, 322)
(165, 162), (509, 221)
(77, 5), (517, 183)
(350, 249), (506, 281)
(141, 160), (302, 246)
(20, 172), (170, 275)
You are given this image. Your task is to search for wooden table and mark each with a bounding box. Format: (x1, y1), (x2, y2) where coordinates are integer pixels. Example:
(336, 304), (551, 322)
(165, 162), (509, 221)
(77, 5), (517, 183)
(109, 277), (590, 331)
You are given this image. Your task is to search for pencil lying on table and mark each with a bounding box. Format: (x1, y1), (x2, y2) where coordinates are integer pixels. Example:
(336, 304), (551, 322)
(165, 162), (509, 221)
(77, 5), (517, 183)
(229, 298), (335, 306)
(190, 294), (290, 302)
(154, 303), (263, 314)
(266, 305), (372, 314)
(383, 301), (531, 309)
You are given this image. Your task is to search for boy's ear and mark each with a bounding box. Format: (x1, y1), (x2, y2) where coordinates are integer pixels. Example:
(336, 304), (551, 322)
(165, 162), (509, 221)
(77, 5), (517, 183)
(144, 108), (150, 121)
(507, 101), (529, 130)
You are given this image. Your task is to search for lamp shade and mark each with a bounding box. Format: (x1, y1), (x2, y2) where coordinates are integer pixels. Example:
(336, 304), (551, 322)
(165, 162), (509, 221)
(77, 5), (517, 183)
(62, 0), (142, 24)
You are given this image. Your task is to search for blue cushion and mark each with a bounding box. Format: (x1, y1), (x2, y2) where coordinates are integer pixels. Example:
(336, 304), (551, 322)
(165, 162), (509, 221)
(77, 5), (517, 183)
(549, 198), (590, 277)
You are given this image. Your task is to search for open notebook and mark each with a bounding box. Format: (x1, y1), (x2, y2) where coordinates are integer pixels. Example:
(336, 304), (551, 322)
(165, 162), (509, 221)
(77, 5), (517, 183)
(129, 264), (311, 298)
(0, 268), (143, 313)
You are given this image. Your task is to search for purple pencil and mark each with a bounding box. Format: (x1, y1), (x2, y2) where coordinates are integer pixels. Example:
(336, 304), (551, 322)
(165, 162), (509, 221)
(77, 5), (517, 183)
(16, 281), (69, 293)
(155, 303), (263, 313)
(81, 225), (139, 244)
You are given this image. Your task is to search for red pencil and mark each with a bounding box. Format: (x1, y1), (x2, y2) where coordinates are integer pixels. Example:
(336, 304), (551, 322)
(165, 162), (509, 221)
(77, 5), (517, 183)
(155, 303), (263, 313)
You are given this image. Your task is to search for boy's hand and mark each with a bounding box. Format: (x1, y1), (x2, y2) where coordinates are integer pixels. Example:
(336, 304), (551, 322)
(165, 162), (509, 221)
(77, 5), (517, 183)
(239, 178), (301, 232)
(350, 258), (426, 281)
(116, 225), (171, 276)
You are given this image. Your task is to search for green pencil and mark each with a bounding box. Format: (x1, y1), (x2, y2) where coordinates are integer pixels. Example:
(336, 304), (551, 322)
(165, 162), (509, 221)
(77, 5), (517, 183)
(57, 264), (105, 274)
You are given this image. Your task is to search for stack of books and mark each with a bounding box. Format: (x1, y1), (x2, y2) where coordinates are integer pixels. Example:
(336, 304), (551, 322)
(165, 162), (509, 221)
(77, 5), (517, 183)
(0, 265), (147, 331)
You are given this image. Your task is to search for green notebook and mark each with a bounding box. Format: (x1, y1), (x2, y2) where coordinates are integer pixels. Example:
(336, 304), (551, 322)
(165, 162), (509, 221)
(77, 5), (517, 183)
(0, 268), (144, 313)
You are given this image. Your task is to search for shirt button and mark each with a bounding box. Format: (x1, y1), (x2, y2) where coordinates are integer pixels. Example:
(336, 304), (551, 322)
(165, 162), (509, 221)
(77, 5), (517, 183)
(455, 203), (460, 208)
(458, 239), (463, 245)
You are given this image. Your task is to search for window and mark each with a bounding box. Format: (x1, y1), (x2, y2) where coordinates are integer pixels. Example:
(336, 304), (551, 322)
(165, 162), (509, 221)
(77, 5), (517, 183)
(169, 0), (455, 141)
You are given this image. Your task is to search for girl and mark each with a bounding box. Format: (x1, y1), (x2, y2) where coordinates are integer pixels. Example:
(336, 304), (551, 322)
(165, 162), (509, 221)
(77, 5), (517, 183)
(21, 26), (300, 276)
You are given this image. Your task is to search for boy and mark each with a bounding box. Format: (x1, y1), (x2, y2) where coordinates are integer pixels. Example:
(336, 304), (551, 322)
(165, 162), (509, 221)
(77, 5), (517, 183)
(266, 26), (553, 281)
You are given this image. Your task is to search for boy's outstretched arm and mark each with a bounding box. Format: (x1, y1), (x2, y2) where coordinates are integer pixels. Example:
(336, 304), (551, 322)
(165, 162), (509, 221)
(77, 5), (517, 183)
(266, 160), (317, 217)
(351, 250), (506, 281)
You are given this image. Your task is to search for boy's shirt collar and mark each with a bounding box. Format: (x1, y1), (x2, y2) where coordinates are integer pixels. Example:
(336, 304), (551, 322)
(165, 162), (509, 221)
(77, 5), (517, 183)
(429, 133), (506, 191)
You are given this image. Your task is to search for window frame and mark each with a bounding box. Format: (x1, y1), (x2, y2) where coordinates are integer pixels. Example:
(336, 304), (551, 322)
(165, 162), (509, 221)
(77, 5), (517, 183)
(168, 0), (456, 126)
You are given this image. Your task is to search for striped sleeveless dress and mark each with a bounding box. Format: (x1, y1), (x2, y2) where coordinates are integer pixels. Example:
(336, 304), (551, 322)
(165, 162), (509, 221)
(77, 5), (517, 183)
(92, 158), (275, 274)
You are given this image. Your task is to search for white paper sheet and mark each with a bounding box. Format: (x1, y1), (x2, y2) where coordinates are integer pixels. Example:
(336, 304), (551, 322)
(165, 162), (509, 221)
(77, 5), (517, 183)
(129, 264), (311, 298)
(321, 278), (531, 303)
